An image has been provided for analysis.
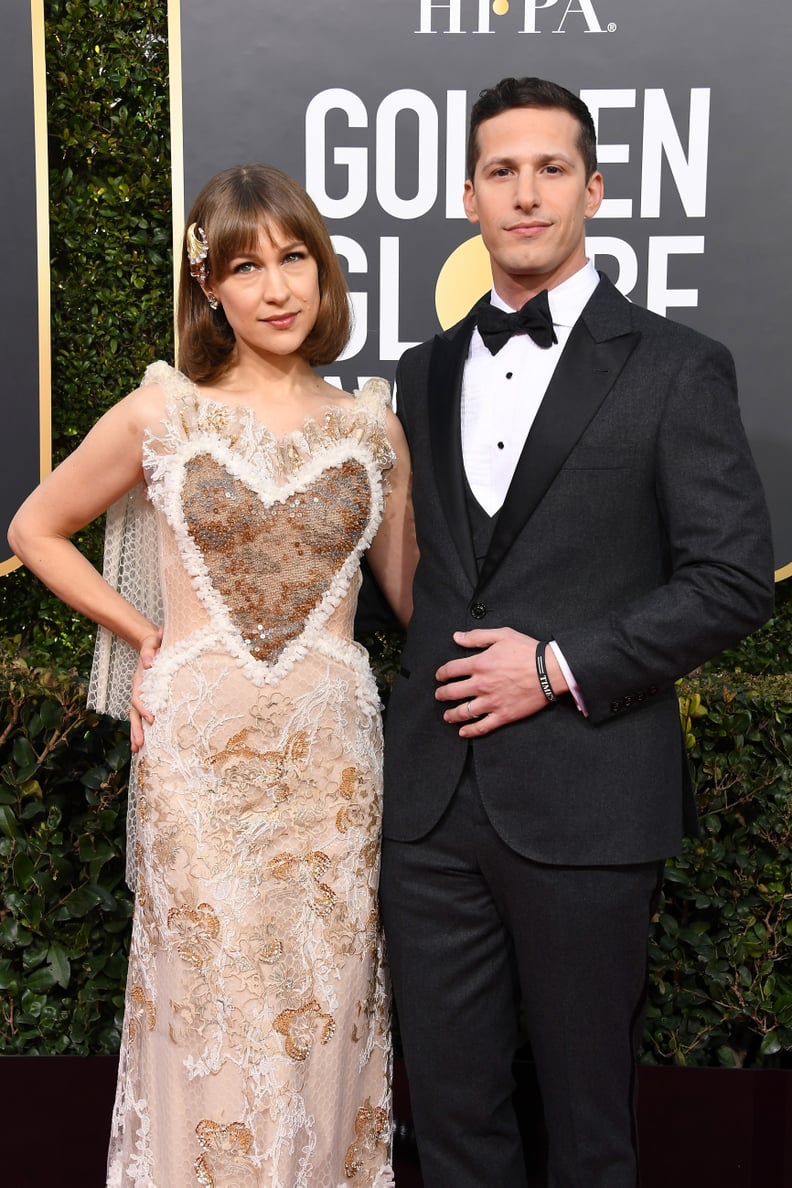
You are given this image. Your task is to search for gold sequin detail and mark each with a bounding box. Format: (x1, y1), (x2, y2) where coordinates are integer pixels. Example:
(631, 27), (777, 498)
(273, 998), (336, 1060)
(258, 730), (309, 803)
(127, 983), (156, 1040)
(337, 766), (369, 832)
(204, 725), (259, 767)
(193, 1119), (253, 1187)
(135, 871), (151, 918)
(361, 839), (379, 870)
(339, 766), (358, 799)
(269, 849), (337, 917)
(270, 853), (299, 882)
(182, 455), (371, 662)
(206, 726), (309, 807)
(344, 1100), (390, 1178)
(196, 1119), (253, 1154)
(168, 903), (220, 968)
(258, 938), (283, 963)
(194, 1155), (213, 1187)
(337, 803), (366, 833)
(181, 402), (235, 441)
(317, 408), (393, 472)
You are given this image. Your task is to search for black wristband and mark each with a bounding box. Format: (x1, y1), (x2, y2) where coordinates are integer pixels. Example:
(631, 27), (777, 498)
(535, 641), (557, 703)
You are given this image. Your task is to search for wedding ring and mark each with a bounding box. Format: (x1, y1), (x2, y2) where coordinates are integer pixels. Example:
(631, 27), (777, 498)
(466, 700), (475, 718)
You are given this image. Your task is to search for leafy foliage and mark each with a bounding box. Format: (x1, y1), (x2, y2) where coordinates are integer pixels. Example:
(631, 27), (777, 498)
(0, 647), (132, 1054)
(0, 0), (172, 674)
(703, 575), (792, 676)
(645, 673), (792, 1067)
(358, 629), (404, 701)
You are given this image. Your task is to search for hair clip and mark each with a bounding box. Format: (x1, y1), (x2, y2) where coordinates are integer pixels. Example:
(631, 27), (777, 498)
(186, 222), (209, 284)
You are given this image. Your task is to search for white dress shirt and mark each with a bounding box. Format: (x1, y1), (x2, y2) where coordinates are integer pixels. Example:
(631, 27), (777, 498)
(461, 260), (600, 713)
(461, 260), (599, 513)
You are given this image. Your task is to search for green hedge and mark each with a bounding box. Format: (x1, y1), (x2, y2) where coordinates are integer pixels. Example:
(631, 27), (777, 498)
(1, 648), (791, 1066)
(646, 673), (792, 1066)
(0, 0), (172, 675)
(0, 647), (131, 1054)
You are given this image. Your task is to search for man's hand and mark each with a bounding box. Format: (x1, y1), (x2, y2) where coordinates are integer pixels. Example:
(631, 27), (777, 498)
(130, 628), (162, 754)
(435, 628), (568, 738)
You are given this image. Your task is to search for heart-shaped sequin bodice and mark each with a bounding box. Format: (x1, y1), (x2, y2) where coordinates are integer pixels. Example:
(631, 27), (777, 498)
(182, 453), (371, 662)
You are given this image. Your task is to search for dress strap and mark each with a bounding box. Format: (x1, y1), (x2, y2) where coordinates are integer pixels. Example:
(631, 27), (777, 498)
(355, 377), (392, 422)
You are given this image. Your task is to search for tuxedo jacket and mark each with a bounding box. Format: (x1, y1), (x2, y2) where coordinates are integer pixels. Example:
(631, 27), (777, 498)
(382, 275), (775, 865)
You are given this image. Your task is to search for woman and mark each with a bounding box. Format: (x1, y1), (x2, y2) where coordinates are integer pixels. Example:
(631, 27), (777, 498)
(9, 163), (416, 1187)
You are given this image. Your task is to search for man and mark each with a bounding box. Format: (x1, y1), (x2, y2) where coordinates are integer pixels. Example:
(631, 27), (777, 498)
(379, 76), (774, 1187)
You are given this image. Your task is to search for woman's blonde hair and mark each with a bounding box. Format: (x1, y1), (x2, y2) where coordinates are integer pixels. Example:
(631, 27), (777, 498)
(177, 164), (350, 383)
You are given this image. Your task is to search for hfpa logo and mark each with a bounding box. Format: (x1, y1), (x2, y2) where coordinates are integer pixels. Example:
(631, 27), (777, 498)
(416, 0), (616, 34)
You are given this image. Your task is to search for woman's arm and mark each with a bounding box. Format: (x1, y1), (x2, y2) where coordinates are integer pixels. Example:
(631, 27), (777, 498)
(365, 408), (419, 629)
(8, 383), (166, 652)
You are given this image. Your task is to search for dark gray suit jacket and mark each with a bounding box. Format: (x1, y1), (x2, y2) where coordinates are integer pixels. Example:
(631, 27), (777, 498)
(383, 275), (775, 865)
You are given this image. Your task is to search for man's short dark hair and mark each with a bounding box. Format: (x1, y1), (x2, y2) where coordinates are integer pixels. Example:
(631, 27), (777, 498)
(466, 77), (598, 181)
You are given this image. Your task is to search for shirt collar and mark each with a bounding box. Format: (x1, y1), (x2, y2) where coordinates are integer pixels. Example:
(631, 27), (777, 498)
(491, 260), (599, 328)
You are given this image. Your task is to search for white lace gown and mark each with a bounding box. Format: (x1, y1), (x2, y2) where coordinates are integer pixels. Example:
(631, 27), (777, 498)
(102, 362), (394, 1187)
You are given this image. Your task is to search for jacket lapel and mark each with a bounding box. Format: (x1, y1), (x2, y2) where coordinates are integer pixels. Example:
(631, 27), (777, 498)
(475, 277), (641, 595)
(427, 315), (479, 586)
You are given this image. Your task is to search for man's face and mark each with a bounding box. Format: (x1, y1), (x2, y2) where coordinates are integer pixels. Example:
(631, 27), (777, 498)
(463, 105), (603, 303)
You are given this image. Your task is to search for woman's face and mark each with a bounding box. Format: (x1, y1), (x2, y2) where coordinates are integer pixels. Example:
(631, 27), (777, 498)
(206, 221), (320, 359)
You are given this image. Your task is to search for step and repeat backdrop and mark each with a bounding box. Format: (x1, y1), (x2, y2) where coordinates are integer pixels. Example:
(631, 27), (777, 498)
(174, 0), (791, 575)
(3, 0), (790, 574)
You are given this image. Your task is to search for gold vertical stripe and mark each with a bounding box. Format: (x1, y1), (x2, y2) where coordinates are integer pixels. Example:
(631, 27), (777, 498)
(31, 0), (50, 483)
(168, 0), (184, 356)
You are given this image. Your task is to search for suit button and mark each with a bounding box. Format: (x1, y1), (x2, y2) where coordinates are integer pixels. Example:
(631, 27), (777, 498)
(470, 601), (487, 620)
(610, 701), (621, 714)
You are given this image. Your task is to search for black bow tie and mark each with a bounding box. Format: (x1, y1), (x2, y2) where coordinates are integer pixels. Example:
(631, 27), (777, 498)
(476, 291), (558, 354)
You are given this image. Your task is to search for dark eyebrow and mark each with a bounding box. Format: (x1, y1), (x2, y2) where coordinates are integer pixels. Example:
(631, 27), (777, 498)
(480, 155), (518, 171)
(228, 238), (306, 261)
(272, 237), (307, 252)
(480, 150), (577, 171)
(535, 152), (576, 167)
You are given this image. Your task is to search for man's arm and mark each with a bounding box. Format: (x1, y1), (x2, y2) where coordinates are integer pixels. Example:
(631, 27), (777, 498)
(554, 339), (774, 722)
(436, 338), (774, 734)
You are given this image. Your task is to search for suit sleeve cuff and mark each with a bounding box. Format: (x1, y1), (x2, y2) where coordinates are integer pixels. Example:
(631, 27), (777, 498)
(549, 640), (589, 717)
